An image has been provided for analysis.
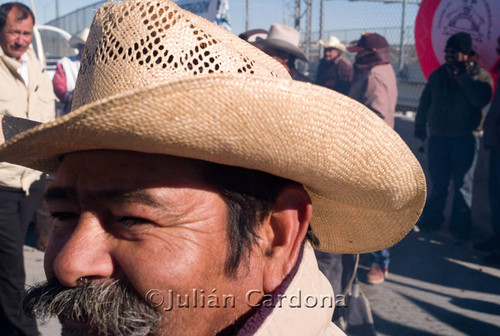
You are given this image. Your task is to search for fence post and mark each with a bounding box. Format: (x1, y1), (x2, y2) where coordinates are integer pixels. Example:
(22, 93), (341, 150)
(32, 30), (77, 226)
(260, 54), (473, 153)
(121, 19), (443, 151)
(398, 0), (407, 73)
(319, 0), (325, 57)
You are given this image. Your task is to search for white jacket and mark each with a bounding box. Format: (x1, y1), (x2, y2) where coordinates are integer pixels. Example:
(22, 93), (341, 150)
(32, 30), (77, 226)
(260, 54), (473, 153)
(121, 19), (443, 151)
(0, 47), (55, 191)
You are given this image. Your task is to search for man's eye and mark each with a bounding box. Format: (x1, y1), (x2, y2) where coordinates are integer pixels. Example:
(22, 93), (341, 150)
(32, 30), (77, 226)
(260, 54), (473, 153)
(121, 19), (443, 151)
(51, 212), (78, 222)
(118, 217), (151, 227)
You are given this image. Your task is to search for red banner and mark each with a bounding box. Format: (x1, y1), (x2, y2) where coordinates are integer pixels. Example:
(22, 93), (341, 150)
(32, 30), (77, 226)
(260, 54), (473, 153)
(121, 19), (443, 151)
(416, 0), (500, 79)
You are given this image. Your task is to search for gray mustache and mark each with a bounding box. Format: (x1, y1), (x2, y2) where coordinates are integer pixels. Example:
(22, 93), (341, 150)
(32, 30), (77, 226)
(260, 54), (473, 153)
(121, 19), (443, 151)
(23, 278), (161, 336)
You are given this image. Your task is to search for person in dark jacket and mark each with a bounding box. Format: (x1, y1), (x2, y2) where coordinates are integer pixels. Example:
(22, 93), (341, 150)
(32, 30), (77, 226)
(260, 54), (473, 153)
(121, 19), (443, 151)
(476, 36), (500, 264)
(415, 32), (493, 241)
(315, 35), (353, 95)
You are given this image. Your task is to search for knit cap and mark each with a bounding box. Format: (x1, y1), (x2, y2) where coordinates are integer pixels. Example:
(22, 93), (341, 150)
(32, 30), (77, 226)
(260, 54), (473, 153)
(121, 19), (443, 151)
(446, 32), (473, 55)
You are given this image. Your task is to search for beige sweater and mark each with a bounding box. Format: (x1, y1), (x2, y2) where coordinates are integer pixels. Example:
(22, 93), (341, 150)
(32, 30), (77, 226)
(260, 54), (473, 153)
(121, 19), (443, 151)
(254, 243), (345, 336)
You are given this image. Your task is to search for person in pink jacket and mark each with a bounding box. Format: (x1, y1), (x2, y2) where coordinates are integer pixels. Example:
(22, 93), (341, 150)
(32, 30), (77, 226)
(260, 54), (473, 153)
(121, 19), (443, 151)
(349, 32), (398, 284)
(52, 29), (88, 116)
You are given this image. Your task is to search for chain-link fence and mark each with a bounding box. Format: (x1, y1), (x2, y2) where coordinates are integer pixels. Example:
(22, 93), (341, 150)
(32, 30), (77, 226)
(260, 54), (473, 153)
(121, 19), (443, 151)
(300, 0), (424, 112)
(46, 0), (425, 111)
(46, 1), (105, 36)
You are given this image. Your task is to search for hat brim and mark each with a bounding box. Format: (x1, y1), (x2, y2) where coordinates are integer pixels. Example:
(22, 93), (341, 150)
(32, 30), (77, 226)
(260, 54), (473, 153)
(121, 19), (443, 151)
(0, 74), (425, 254)
(347, 45), (364, 53)
(69, 36), (85, 48)
(258, 38), (308, 62)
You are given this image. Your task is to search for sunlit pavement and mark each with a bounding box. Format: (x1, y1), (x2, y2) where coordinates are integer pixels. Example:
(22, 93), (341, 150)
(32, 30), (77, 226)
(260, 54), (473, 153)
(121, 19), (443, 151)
(357, 113), (500, 336)
(359, 229), (500, 336)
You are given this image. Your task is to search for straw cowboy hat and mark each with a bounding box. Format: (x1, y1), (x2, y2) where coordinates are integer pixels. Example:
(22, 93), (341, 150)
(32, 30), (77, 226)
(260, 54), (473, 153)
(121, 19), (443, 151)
(68, 28), (90, 48)
(318, 35), (346, 53)
(257, 23), (308, 62)
(0, 0), (425, 254)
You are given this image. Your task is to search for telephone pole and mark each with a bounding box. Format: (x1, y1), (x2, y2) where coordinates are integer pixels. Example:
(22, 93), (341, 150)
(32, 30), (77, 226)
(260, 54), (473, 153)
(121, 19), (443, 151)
(294, 0), (300, 30)
(398, 0), (407, 73)
(245, 0), (249, 31)
(319, 0), (325, 56)
(305, 0), (312, 66)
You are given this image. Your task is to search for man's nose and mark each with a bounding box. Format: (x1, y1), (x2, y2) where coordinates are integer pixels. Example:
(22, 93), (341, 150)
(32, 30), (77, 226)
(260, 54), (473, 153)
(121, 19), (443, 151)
(14, 34), (29, 46)
(13, 34), (23, 45)
(50, 213), (115, 287)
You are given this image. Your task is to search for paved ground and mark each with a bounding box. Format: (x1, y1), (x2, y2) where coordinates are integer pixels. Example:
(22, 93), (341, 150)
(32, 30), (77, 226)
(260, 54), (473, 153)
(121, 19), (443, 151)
(355, 113), (500, 336)
(358, 230), (500, 336)
(22, 114), (500, 335)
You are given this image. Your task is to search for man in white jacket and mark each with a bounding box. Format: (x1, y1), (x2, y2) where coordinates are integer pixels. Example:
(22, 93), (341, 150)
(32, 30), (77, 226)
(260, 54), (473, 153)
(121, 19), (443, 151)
(0, 2), (55, 335)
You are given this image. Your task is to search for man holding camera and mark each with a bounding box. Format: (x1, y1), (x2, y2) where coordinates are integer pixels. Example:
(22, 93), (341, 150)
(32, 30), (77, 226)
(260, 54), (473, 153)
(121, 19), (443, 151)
(415, 32), (492, 241)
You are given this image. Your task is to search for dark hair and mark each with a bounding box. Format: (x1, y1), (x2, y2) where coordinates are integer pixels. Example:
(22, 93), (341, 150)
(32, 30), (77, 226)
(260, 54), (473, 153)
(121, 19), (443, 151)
(287, 55), (297, 70)
(0, 2), (35, 30)
(198, 161), (318, 276)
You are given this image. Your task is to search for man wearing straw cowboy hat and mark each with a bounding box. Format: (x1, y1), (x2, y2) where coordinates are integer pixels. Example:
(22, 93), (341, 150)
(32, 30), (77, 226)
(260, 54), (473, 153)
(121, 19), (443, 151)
(315, 35), (353, 95)
(0, 0), (424, 335)
(0, 2), (55, 335)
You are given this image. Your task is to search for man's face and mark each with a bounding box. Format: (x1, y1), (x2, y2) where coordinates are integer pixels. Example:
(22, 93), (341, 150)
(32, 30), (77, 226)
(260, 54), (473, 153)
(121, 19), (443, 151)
(42, 150), (267, 335)
(0, 8), (33, 60)
(261, 46), (291, 71)
(323, 47), (340, 62)
(444, 47), (468, 67)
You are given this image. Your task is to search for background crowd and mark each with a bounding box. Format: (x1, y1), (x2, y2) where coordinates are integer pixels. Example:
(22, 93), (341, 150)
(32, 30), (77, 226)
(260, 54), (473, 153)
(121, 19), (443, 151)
(240, 22), (499, 335)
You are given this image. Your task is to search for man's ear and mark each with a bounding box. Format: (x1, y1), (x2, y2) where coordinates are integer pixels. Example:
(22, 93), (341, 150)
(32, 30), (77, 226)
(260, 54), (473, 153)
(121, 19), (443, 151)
(260, 183), (312, 293)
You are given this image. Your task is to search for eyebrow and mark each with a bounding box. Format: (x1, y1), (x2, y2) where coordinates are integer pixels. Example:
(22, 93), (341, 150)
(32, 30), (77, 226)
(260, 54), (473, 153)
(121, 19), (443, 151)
(44, 186), (76, 202)
(103, 189), (164, 208)
(44, 187), (164, 208)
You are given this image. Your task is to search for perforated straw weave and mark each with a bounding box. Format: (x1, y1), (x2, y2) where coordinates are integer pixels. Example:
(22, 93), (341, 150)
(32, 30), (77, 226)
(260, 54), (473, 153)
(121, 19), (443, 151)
(0, 0), (426, 254)
(72, 0), (290, 110)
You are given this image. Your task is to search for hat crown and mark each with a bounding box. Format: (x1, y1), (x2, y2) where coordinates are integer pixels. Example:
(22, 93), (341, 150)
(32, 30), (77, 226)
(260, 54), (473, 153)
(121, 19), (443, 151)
(446, 32), (473, 55)
(69, 28), (90, 48)
(259, 23), (308, 62)
(76, 28), (90, 42)
(356, 32), (388, 50)
(72, 0), (289, 110)
(266, 24), (300, 47)
(319, 35), (346, 52)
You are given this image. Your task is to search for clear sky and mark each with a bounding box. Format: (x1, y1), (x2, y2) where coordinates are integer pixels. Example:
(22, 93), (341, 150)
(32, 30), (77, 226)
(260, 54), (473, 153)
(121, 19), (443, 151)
(5, 0), (419, 39)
